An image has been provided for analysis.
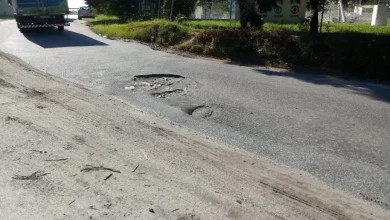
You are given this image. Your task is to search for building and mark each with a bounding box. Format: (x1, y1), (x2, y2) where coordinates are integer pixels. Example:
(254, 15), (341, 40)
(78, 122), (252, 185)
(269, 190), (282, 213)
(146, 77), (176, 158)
(0, 0), (14, 16)
(192, 0), (307, 24)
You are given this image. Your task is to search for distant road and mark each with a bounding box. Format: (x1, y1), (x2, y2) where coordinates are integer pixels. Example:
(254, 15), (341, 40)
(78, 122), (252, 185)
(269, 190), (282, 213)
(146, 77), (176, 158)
(1, 18), (390, 206)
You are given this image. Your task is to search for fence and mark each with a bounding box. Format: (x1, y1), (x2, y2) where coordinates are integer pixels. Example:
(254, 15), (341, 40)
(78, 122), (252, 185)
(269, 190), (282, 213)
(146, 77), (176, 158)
(192, 0), (238, 20)
(191, 0), (307, 24)
(320, 1), (390, 24)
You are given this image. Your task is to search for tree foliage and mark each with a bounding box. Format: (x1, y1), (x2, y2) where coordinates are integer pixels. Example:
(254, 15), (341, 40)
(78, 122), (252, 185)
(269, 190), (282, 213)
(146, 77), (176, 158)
(85, 0), (138, 18)
(86, 0), (198, 20)
(162, 0), (198, 20)
(197, 0), (230, 12)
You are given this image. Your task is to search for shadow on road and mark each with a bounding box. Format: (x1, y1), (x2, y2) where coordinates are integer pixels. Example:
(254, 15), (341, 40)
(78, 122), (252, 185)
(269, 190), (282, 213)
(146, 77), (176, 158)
(253, 69), (390, 104)
(22, 28), (107, 48)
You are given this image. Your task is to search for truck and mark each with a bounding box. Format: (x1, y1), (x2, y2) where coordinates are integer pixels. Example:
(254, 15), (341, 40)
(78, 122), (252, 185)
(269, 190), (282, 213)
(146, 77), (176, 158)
(8, 0), (70, 32)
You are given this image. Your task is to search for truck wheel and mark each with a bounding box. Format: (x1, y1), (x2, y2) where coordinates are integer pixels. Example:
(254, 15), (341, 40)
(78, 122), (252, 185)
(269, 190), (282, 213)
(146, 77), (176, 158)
(58, 26), (64, 32)
(78, 16), (82, 20)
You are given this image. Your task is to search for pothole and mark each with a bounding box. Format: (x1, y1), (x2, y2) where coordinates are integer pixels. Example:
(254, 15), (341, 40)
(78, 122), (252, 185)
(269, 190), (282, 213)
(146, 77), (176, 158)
(125, 74), (197, 98)
(187, 105), (215, 118)
(134, 74), (184, 80)
(151, 89), (185, 98)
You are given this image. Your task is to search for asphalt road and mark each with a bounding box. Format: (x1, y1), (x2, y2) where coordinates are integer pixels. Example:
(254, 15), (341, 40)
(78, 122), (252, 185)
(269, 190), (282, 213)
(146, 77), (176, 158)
(1, 18), (390, 205)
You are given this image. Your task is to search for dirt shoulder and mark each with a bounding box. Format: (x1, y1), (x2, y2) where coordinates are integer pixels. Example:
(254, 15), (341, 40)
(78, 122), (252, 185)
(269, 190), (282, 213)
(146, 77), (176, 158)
(0, 51), (389, 220)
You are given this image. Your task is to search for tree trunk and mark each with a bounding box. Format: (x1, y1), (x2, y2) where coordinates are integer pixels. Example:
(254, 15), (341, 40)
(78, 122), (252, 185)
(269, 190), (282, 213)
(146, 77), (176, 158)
(310, 0), (319, 32)
(170, 0), (175, 21)
(237, 0), (247, 28)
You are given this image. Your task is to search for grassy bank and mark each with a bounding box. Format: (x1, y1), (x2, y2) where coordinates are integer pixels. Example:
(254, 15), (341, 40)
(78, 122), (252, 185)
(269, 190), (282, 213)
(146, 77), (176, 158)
(0, 15), (14, 20)
(90, 15), (390, 81)
(91, 15), (390, 34)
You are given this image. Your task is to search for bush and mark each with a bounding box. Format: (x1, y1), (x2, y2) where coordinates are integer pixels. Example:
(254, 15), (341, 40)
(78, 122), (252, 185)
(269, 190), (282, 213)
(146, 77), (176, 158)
(90, 16), (390, 81)
(190, 29), (390, 80)
(157, 23), (188, 45)
(91, 19), (188, 45)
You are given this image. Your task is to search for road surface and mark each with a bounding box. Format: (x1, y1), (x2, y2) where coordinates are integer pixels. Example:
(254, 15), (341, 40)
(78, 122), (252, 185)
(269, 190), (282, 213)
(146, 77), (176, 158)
(1, 17), (390, 206)
(2, 50), (389, 220)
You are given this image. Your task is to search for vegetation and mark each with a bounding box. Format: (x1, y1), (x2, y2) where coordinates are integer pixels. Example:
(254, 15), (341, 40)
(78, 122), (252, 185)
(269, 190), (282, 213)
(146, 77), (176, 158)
(91, 19), (189, 45)
(197, 0), (278, 28)
(0, 15), (13, 19)
(86, 0), (280, 28)
(183, 19), (240, 28)
(89, 15), (390, 81)
(85, 0), (199, 20)
(162, 0), (198, 20)
(91, 16), (390, 34)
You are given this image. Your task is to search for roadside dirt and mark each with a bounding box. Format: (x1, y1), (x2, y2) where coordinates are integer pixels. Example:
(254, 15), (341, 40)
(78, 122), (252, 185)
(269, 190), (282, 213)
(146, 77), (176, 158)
(0, 51), (389, 220)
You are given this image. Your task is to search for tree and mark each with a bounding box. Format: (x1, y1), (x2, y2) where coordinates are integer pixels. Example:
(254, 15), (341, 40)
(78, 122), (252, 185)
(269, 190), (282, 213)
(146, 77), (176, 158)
(162, 0), (198, 19)
(86, 0), (139, 18)
(309, 0), (320, 32)
(86, 0), (164, 19)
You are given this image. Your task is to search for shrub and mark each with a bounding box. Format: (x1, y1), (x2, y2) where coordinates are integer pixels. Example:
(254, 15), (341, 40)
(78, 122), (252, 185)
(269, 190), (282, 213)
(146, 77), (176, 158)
(157, 23), (188, 45)
(192, 29), (390, 80)
(90, 17), (390, 81)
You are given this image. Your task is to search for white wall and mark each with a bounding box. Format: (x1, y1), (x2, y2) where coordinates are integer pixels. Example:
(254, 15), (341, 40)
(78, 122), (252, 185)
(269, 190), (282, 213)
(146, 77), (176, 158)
(193, 0), (307, 23)
(0, 0), (14, 16)
(262, 1), (307, 23)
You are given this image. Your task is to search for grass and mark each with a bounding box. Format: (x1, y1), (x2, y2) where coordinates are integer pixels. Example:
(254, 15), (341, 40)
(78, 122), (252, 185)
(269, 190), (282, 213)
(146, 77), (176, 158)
(92, 19), (169, 39)
(0, 15), (14, 20)
(90, 15), (120, 23)
(320, 22), (390, 35)
(183, 19), (240, 29)
(91, 15), (390, 35)
(91, 18), (190, 45)
(89, 15), (390, 81)
(265, 22), (390, 35)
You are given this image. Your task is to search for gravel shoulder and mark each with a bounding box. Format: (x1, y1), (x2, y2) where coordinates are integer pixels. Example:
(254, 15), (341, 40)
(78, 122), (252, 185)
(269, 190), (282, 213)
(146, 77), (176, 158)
(0, 51), (389, 220)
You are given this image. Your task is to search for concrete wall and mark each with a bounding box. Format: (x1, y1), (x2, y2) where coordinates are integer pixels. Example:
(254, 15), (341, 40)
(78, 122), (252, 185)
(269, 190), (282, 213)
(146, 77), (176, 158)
(262, 0), (307, 23)
(192, 0), (307, 24)
(0, 0), (14, 16)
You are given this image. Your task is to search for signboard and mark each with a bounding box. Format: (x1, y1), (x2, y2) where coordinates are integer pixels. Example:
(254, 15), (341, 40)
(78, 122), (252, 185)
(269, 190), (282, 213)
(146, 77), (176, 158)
(262, 0), (306, 23)
(291, 5), (299, 15)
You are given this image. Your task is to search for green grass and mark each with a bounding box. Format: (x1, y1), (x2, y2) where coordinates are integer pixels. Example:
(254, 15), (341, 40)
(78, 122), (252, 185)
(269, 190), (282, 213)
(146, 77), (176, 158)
(89, 15), (390, 81)
(92, 19), (169, 39)
(91, 15), (390, 35)
(185, 19), (390, 35)
(263, 21), (390, 35)
(91, 17), (190, 45)
(90, 15), (120, 23)
(183, 19), (240, 29)
(0, 15), (14, 20)
(263, 23), (302, 32)
(322, 22), (390, 35)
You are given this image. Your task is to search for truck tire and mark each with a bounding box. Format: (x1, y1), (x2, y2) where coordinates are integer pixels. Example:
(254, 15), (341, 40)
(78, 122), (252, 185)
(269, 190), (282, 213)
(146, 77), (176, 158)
(78, 16), (82, 20)
(58, 26), (64, 32)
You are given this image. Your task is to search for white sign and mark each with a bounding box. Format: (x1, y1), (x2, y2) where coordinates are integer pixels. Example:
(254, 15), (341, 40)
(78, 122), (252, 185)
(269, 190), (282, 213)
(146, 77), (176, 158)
(263, 0), (307, 23)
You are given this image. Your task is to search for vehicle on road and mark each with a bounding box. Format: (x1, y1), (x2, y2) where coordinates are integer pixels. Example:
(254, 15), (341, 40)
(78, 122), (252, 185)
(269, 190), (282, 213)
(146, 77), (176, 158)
(77, 6), (94, 20)
(8, 0), (70, 32)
